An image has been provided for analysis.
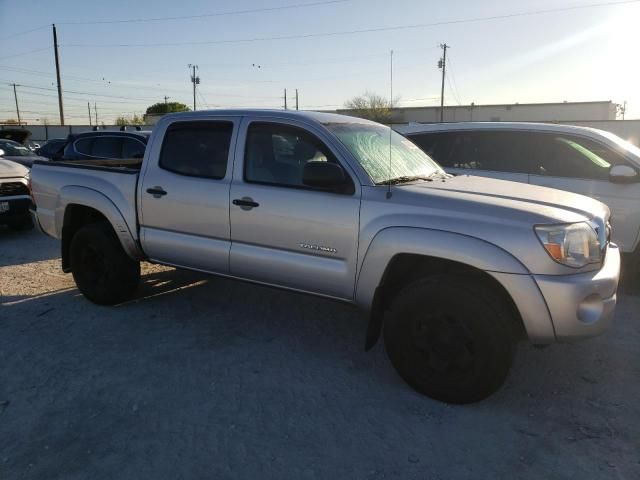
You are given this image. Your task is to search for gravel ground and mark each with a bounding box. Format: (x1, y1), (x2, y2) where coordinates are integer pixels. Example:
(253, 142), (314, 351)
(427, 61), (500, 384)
(1, 227), (639, 480)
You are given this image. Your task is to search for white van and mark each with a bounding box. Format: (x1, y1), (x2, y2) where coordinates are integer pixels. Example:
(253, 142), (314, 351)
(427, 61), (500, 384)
(398, 122), (640, 270)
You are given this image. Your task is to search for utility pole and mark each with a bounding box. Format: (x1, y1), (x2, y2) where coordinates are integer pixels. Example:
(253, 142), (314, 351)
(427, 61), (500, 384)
(94, 102), (98, 126)
(284, 88), (288, 110)
(164, 95), (170, 105)
(295, 89), (299, 110)
(621, 100), (627, 120)
(438, 43), (448, 123)
(87, 102), (92, 126)
(188, 64), (199, 111)
(52, 24), (65, 125)
(11, 84), (21, 126)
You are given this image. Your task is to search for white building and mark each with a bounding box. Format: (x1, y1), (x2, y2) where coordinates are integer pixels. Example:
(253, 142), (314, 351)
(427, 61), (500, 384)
(338, 100), (618, 124)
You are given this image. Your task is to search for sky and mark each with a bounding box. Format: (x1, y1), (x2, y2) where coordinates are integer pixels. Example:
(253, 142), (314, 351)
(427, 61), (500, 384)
(1, 0), (639, 124)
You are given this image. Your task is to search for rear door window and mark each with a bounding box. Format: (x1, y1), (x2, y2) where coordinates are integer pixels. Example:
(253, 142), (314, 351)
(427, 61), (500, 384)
(413, 131), (537, 173)
(91, 137), (123, 158)
(73, 138), (94, 156)
(122, 137), (146, 158)
(159, 121), (233, 179)
(409, 132), (455, 167)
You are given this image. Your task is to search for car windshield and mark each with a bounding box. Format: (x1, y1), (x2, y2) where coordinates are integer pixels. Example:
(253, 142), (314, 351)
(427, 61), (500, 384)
(325, 122), (443, 184)
(0, 140), (32, 157)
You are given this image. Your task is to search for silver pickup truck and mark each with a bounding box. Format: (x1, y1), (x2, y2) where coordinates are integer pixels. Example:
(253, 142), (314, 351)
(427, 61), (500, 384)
(30, 110), (621, 404)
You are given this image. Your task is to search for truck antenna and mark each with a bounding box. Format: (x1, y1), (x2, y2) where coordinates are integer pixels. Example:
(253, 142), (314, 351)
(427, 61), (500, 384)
(387, 49), (394, 199)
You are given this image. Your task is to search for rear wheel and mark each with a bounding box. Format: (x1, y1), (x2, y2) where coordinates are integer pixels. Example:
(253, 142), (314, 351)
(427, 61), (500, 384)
(384, 274), (516, 404)
(70, 222), (140, 305)
(620, 251), (640, 293)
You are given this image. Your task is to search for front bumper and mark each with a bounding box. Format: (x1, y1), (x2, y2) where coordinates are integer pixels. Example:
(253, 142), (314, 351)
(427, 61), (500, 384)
(533, 244), (621, 340)
(0, 196), (31, 224)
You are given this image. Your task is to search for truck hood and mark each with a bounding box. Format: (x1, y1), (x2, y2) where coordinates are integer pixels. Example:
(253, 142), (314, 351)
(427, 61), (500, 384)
(396, 174), (609, 225)
(0, 158), (29, 179)
(2, 155), (48, 168)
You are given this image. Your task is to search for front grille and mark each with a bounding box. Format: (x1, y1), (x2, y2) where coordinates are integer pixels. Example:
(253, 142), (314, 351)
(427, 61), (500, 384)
(0, 182), (29, 197)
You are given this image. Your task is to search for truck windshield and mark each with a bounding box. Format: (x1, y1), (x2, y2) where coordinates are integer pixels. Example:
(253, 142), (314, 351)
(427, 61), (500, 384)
(325, 122), (443, 184)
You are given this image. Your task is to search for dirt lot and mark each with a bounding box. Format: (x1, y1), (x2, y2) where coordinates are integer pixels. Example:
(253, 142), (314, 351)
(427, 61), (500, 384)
(1, 228), (639, 480)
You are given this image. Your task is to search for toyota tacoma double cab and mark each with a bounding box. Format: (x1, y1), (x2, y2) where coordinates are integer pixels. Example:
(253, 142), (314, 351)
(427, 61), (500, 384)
(30, 110), (621, 404)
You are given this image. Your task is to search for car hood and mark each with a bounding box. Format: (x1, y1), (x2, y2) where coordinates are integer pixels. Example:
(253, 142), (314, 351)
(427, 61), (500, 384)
(0, 158), (29, 178)
(416, 174), (609, 222)
(393, 175), (609, 228)
(0, 129), (31, 145)
(371, 175), (610, 275)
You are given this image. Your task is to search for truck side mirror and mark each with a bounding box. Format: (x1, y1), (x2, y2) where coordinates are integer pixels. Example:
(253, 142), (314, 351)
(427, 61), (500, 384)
(302, 161), (347, 189)
(609, 164), (638, 184)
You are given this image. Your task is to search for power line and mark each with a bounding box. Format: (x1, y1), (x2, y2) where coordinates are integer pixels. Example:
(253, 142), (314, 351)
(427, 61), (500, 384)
(61, 0), (640, 48)
(56, 0), (350, 25)
(446, 55), (463, 105)
(0, 25), (50, 42)
(0, 47), (52, 61)
(0, 80), (160, 102)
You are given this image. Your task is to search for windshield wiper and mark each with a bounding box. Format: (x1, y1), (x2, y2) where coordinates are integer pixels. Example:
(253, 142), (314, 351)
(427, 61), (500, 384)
(376, 174), (435, 185)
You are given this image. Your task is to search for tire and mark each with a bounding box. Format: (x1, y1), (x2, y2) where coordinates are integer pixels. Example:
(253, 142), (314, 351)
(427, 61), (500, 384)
(620, 251), (640, 293)
(8, 216), (33, 231)
(70, 222), (140, 305)
(384, 274), (516, 404)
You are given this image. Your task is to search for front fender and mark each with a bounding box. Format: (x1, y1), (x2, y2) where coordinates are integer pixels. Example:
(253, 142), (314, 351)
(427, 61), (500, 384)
(56, 186), (143, 261)
(356, 227), (557, 348)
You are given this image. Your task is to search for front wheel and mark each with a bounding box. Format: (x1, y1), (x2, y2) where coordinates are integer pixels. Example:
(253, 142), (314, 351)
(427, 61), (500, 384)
(384, 274), (516, 404)
(70, 222), (140, 305)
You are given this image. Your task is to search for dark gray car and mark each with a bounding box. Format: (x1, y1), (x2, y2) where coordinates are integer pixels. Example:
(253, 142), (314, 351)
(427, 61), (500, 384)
(0, 139), (48, 168)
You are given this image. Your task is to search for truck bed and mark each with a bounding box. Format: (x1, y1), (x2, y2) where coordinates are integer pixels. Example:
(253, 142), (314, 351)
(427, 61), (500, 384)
(30, 159), (140, 242)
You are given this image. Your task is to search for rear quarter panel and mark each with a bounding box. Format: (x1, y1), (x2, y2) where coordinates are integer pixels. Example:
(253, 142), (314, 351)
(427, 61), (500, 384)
(31, 162), (139, 243)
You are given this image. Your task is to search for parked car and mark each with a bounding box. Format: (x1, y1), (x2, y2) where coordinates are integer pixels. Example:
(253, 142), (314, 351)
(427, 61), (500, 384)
(61, 130), (149, 161)
(30, 110), (620, 404)
(35, 138), (66, 160)
(399, 122), (640, 279)
(0, 139), (48, 168)
(0, 156), (32, 230)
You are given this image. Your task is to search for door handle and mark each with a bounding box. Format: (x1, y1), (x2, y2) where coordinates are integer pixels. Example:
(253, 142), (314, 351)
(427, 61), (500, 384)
(232, 197), (259, 210)
(146, 186), (167, 198)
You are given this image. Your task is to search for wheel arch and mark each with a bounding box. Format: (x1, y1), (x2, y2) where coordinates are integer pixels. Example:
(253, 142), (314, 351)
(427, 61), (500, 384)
(58, 187), (143, 272)
(356, 227), (553, 350)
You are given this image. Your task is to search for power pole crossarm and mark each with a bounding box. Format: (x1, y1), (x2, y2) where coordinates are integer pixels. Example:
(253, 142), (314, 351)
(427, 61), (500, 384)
(52, 24), (64, 125)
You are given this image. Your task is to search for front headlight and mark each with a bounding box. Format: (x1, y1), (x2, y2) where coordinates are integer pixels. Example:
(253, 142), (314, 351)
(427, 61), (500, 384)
(534, 222), (602, 268)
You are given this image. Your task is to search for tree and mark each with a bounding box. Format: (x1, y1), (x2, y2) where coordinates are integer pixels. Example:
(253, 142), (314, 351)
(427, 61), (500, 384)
(343, 92), (394, 123)
(115, 113), (144, 126)
(145, 102), (191, 115)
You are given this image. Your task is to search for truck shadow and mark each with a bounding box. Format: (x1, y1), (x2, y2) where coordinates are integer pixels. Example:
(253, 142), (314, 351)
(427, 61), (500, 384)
(2, 263), (635, 407)
(2, 265), (638, 478)
(0, 227), (60, 267)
